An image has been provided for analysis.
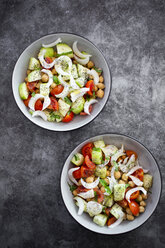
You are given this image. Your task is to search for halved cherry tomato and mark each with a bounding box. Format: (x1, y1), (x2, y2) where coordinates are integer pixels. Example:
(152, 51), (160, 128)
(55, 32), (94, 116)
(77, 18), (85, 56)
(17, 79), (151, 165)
(50, 85), (64, 96)
(126, 150), (138, 160)
(85, 155), (96, 169)
(73, 168), (82, 179)
(62, 111), (74, 123)
(105, 208), (111, 216)
(81, 165), (94, 178)
(133, 168), (144, 181)
(94, 188), (104, 203)
(35, 99), (43, 111)
(118, 199), (128, 208)
(47, 97), (59, 111)
(82, 143), (94, 159)
(130, 190), (139, 200)
(76, 185), (89, 193)
(80, 105), (92, 115)
(23, 95), (31, 107)
(45, 57), (53, 64)
(107, 217), (117, 226)
(27, 82), (37, 92)
(85, 80), (95, 96)
(128, 200), (139, 215)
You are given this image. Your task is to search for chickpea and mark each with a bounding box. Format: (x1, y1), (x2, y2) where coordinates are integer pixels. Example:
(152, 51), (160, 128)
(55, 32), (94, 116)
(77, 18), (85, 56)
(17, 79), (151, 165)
(99, 75), (104, 83)
(73, 190), (77, 196)
(127, 214), (134, 221)
(106, 170), (110, 177)
(123, 213), (127, 220)
(140, 201), (146, 207)
(137, 195), (143, 202)
(139, 206), (145, 213)
(36, 82), (40, 89)
(41, 74), (49, 83)
(100, 186), (105, 193)
(141, 193), (148, 200)
(35, 89), (40, 94)
(96, 89), (104, 98)
(51, 83), (56, 88)
(52, 68), (57, 75)
(93, 85), (98, 91)
(98, 183), (102, 188)
(126, 207), (132, 215)
(119, 180), (125, 185)
(27, 69), (31, 75)
(87, 60), (94, 69)
(114, 171), (121, 180)
(78, 179), (82, 186)
(122, 173), (128, 182)
(25, 77), (28, 82)
(97, 83), (105, 90)
(128, 181), (135, 188)
(135, 213), (139, 217)
(104, 178), (109, 184)
(86, 176), (94, 183)
(89, 75), (94, 80)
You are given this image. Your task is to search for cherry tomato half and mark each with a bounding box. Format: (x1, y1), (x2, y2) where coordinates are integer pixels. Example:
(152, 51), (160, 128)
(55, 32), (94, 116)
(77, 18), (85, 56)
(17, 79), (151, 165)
(73, 168), (82, 179)
(35, 99), (43, 111)
(128, 200), (139, 215)
(107, 217), (117, 226)
(133, 168), (144, 181)
(45, 57), (53, 64)
(27, 82), (37, 92)
(126, 150), (138, 160)
(23, 95), (31, 107)
(62, 111), (74, 123)
(82, 143), (94, 159)
(130, 190), (139, 200)
(85, 155), (96, 169)
(47, 97), (59, 111)
(85, 80), (95, 96)
(81, 165), (95, 178)
(80, 105), (92, 115)
(50, 85), (64, 96)
(76, 185), (89, 193)
(94, 188), (104, 203)
(118, 199), (128, 208)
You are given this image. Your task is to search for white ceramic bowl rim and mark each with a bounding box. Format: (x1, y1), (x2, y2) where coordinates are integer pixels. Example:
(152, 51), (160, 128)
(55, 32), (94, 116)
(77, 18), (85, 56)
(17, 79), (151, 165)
(60, 133), (162, 235)
(12, 32), (112, 131)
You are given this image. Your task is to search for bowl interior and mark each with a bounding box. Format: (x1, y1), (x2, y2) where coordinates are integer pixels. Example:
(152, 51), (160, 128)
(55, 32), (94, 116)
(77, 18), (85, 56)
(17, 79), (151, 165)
(61, 134), (161, 234)
(12, 33), (111, 131)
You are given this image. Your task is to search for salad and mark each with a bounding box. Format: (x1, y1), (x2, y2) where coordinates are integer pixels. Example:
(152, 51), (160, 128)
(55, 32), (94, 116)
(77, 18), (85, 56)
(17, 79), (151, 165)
(19, 38), (105, 123)
(68, 140), (153, 228)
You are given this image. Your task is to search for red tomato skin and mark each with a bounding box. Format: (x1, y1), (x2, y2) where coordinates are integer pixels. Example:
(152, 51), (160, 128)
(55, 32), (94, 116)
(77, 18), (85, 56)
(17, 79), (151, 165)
(62, 112), (74, 123)
(94, 188), (104, 203)
(85, 80), (95, 96)
(107, 217), (117, 226)
(133, 168), (144, 181)
(117, 199), (128, 208)
(130, 190), (139, 200)
(126, 150), (138, 160)
(45, 57), (53, 63)
(73, 168), (81, 179)
(35, 99), (43, 111)
(128, 200), (140, 215)
(47, 97), (59, 111)
(23, 95), (31, 107)
(76, 186), (89, 193)
(84, 155), (96, 169)
(50, 85), (64, 96)
(80, 105), (93, 115)
(27, 82), (37, 92)
(81, 166), (95, 178)
(81, 143), (94, 159)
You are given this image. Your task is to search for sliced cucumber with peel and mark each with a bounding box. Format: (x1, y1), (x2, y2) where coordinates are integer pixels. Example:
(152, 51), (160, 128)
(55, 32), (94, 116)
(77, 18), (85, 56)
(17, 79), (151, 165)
(56, 43), (73, 58)
(28, 57), (40, 70)
(40, 47), (55, 57)
(71, 97), (85, 114)
(19, 82), (29, 100)
(28, 70), (41, 82)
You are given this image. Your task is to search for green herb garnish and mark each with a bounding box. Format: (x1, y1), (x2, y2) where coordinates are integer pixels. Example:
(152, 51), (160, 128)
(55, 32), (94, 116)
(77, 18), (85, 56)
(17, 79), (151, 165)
(31, 92), (35, 97)
(93, 91), (96, 97)
(99, 179), (112, 195)
(93, 66), (102, 73)
(64, 96), (72, 106)
(94, 191), (98, 201)
(125, 184), (130, 188)
(86, 95), (90, 101)
(68, 183), (77, 193)
(50, 112), (61, 119)
(93, 147), (101, 152)
(53, 76), (60, 85)
(113, 161), (118, 171)
(74, 154), (79, 161)
(56, 51), (73, 57)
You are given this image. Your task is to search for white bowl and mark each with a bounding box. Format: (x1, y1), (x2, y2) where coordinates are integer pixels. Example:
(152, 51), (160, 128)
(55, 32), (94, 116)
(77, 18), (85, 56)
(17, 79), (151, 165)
(12, 33), (111, 131)
(61, 133), (162, 234)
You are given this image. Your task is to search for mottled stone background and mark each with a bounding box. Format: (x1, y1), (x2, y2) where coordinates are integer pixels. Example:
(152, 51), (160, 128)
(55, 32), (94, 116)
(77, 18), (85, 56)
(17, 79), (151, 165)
(0, 0), (165, 247)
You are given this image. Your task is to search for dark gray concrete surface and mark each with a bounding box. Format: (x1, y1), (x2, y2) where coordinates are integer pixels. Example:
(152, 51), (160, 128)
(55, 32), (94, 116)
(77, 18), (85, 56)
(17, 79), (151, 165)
(0, 0), (165, 247)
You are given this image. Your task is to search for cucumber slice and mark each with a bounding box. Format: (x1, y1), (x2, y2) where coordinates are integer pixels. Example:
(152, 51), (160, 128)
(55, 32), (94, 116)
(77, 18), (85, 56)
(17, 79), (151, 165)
(93, 214), (108, 227)
(77, 64), (88, 80)
(40, 83), (49, 96)
(103, 195), (114, 207)
(94, 140), (105, 148)
(28, 70), (41, 82)
(56, 43), (73, 58)
(95, 167), (107, 179)
(58, 99), (70, 117)
(62, 64), (78, 81)
(43, 110), (63, 122)
(19, 82), (29, 100)
(71, 97), (85, 114)
(71, 153), (84, 166)
(143, 174), (153, 190)
(75, 77), (86, 88)
(28, 57), (40, 70)
(110, 204), (123, 219)
(92, 148), (103, 165)
(114, 184), (126, 201)
(40, 47), (55, 57)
